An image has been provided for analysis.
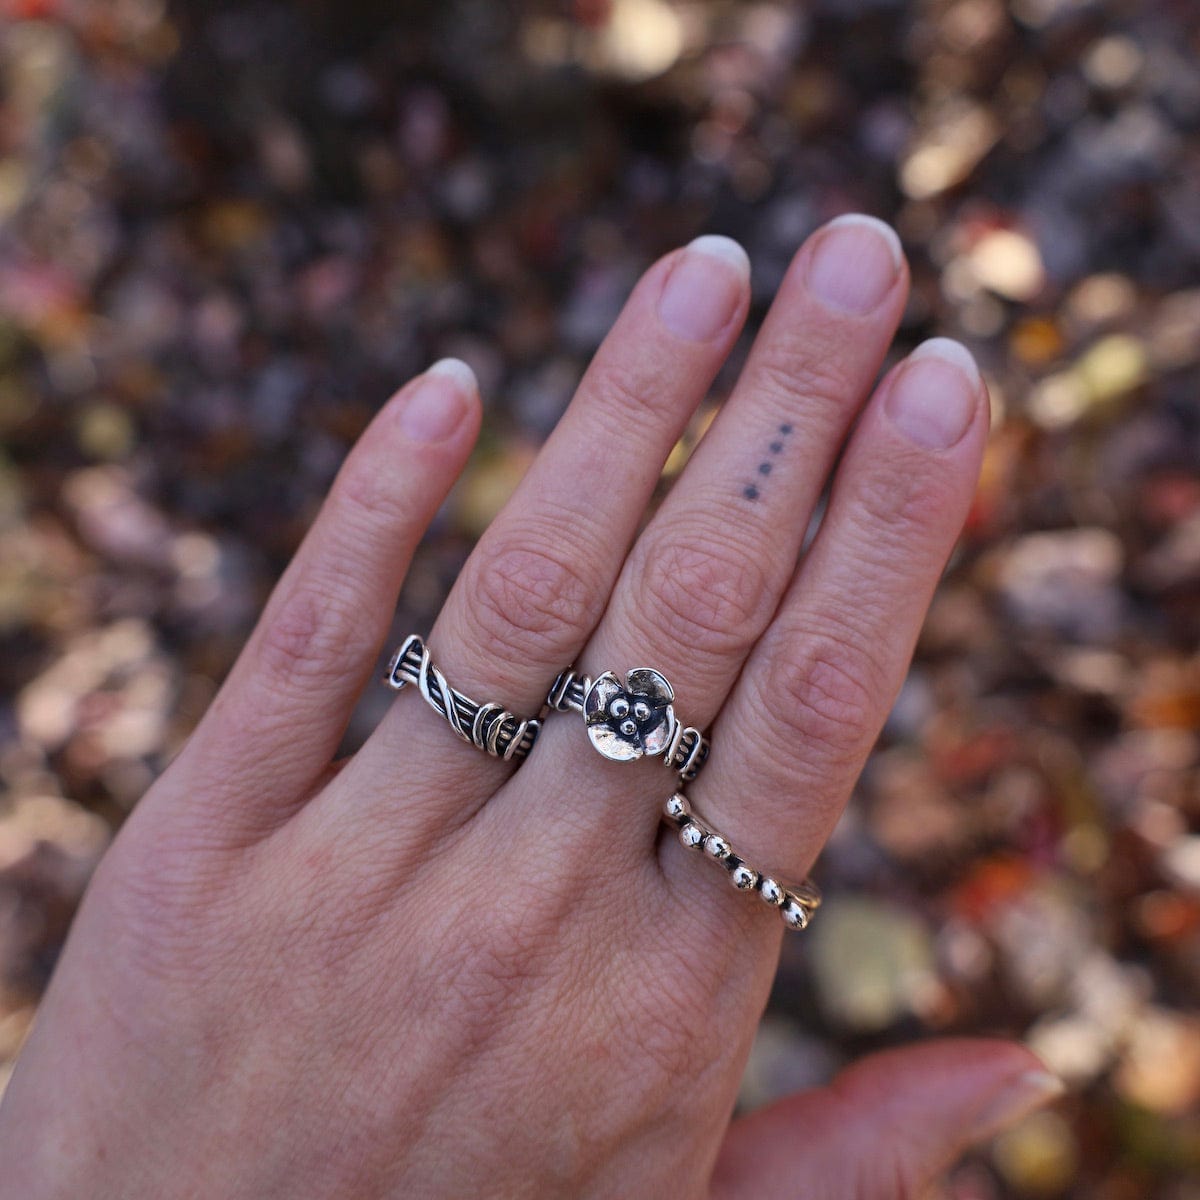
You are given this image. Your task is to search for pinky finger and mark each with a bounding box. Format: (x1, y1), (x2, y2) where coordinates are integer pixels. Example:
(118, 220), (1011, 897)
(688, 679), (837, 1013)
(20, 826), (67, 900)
(165, 359), (481, 839)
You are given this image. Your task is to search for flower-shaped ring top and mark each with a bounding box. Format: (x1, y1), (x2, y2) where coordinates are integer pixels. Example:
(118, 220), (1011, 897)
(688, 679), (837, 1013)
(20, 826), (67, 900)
(546, 664), (710, 779)
(583, 668), (676, 762)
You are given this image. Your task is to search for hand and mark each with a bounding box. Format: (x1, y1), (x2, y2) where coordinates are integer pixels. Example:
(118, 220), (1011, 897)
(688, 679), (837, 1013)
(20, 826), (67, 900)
(0, 216), (1061, 1199)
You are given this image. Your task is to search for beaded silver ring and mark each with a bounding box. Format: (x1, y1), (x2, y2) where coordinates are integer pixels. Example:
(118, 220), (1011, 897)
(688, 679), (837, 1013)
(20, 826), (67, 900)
(662, 792), (821, 931)
(546, 666), (709, 781)
(385, 634), (540, 761)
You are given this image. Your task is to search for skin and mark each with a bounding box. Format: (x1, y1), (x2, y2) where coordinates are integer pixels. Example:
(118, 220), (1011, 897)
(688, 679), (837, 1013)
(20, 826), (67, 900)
(0, 217), (1062, 1199)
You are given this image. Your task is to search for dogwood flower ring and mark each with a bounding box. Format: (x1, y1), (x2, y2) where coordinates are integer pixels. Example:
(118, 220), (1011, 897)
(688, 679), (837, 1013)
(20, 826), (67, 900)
(546, 666), (709, 781)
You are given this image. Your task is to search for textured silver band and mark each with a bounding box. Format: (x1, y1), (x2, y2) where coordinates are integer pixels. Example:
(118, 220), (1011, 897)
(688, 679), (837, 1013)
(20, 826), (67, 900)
(547, 667), (709, 781)
(662, 792), (821, 931)
(385, 634), (540, 761)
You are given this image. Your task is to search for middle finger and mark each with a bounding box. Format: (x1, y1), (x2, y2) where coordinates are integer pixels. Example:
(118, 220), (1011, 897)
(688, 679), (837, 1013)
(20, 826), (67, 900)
(326, 237), (750, 842)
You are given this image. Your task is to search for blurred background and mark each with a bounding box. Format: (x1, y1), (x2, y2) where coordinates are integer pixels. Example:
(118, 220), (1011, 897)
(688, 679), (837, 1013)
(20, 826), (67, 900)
(1, 0), (1198, 1194)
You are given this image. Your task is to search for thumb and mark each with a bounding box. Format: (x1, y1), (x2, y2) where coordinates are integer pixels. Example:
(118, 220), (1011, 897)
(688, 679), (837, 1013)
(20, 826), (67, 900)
(711, 1038), (1064, 1200)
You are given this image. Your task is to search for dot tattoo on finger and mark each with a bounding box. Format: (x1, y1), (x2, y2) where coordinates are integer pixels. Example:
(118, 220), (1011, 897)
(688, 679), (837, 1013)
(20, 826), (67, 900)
(742, 422), (793, 501)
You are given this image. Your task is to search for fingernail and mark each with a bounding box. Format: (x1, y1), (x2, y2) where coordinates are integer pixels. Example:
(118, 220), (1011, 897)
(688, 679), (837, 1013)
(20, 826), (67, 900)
(804, 214), (902, 314)
(657, 235), (749, 342)
(400, 358), (475, 442)
(884, 338), (982, 449)
(968, 1070), (1066, 1144)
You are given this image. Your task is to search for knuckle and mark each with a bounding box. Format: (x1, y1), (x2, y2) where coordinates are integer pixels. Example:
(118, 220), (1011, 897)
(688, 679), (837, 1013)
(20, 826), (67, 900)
(621, 952), (739, 1099)
(101, 815), (244, 985)
(592, 362), (658, 424)
(752, 351), (855, 428)
(462, 523), (605, 665)
(441, 880), (566, 1025)
(852, 463), (954, 549)
(631, 531), (772, 660)
(760, 623), (884, 766)
(257, 579), (369, 683)
(330, 457), (416, 532)
(622, 995), (705, 1088)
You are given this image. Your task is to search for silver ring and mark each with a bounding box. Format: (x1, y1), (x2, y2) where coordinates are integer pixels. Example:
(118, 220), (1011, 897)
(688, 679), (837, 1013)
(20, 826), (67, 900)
(546, 666), (709, 780)
(663, 792), (821, 931)
(385, 634), (540, 761)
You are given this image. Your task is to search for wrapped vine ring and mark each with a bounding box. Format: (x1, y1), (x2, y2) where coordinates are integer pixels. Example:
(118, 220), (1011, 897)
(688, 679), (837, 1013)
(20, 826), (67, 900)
(385, 634), (540, 761)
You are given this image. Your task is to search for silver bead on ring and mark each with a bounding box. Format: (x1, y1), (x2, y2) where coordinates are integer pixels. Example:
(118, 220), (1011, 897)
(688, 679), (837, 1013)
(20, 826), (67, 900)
(661, 792), (821, 932)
